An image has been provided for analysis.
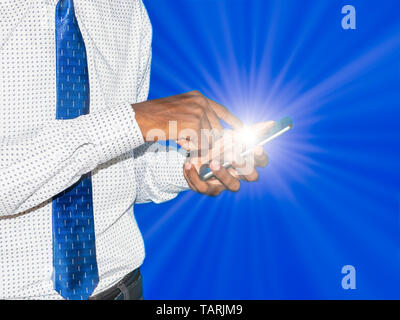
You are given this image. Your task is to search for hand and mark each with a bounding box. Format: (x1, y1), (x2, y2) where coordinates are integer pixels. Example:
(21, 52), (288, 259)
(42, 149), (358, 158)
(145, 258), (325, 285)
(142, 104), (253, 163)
(183, 121), (274, 196)
(132, 90), (243, 150)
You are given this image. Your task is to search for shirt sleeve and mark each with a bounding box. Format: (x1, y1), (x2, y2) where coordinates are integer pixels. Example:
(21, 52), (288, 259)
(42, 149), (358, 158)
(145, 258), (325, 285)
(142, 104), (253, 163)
(0, 102), (144, 218)
(130, 2), (189, 203)
(133, 143), (189, 204)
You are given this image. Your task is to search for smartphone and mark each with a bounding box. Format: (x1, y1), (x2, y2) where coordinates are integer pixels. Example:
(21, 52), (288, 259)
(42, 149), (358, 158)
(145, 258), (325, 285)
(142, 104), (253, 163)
(199, 116), (293, 181)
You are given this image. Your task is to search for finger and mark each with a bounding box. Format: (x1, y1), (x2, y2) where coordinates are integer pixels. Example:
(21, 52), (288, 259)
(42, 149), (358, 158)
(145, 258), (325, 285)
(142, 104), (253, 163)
(183, 162), (199, 192)
(227, 167), (239, 179)
(205, 182), (225, 196)
(210, 160), (240, 192)
(203, 103), (223, 133)
(184, 162), (224, 196)
(232, 146), (267, 176)
(208, 130), (242, 165)
(231, 157), (248, 173)
(253, 145), (269, 167)
(239, 168), (259, 182)
(186, 90), (224, 133)
(231, 156), (255, 178)
(185, 162), (219, 195)
(206, 98), (243, 129)
(199, 115), (214, 152)
(200, 112), (212, 132)
(215, 166), (240, 180)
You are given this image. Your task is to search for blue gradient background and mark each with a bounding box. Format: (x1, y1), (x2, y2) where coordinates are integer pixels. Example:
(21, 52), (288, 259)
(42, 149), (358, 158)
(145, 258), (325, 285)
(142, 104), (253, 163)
(135, 0), (400, 299)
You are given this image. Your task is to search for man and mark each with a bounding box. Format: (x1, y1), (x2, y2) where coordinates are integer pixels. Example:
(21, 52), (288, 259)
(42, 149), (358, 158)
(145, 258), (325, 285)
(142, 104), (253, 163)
(0, 0), (270, 300)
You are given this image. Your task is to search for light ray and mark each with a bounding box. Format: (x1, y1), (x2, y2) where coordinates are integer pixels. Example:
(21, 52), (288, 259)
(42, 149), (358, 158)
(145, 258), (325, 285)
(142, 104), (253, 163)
(137, 0), (400, 299)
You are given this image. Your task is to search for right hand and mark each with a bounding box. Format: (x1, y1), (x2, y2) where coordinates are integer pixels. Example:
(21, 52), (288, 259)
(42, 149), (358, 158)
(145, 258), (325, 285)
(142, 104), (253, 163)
(132, 90), (243, 150)
(182, 121), (274, 196)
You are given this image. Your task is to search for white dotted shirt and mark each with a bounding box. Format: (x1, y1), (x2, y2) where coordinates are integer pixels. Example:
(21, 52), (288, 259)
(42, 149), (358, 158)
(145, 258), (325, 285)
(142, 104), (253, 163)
(0, 0), (189, 299)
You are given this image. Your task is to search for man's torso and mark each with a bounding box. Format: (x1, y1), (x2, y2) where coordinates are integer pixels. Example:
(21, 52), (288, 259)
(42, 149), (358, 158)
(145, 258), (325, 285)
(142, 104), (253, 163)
(0, 0), (152, 299)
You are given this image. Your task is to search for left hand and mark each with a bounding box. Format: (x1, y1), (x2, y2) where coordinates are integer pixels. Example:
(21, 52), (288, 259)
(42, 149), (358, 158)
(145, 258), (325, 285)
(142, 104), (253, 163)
(182, 121), (274, 196)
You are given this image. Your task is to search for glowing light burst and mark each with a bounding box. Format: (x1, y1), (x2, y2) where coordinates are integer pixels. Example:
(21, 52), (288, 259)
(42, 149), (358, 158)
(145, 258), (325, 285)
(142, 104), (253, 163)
(135, 0), (400, 299)
(237, 125), (258, 147)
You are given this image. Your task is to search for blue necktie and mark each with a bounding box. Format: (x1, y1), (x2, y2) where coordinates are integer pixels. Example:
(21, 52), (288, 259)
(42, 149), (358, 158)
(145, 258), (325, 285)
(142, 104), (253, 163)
(52, 0), (99, 300)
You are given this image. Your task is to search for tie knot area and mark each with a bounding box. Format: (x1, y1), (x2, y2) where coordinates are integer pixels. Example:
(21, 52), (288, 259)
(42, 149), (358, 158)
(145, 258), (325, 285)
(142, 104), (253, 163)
(56, 0), (76, 25)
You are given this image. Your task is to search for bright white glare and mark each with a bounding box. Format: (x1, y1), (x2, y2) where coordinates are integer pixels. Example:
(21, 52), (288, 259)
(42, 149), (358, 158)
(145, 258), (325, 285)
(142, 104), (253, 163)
(237, 125), (257, 147)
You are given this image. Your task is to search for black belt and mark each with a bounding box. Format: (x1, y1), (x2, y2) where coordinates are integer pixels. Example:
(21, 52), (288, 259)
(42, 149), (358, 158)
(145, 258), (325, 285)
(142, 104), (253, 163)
(89, 268), (142, 300)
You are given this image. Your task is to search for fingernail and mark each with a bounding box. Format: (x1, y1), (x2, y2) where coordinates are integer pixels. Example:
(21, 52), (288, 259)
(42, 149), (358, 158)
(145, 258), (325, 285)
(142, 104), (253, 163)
(210, 160), (220, 171)
(185, 162), (192, 170)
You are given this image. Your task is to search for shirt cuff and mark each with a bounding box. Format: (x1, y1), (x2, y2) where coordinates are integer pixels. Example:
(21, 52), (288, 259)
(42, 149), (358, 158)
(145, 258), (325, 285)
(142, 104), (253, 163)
(164, 146), (190, 191)
(80, 102), (145, 164)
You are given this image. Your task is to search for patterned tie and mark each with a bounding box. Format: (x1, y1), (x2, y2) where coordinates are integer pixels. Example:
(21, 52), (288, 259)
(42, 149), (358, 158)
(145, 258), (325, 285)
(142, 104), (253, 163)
(52, 0), (99, 300)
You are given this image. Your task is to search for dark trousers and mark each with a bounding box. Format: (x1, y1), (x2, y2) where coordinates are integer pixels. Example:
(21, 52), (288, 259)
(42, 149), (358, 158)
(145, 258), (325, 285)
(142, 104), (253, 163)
(89, 268), (143, 300)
